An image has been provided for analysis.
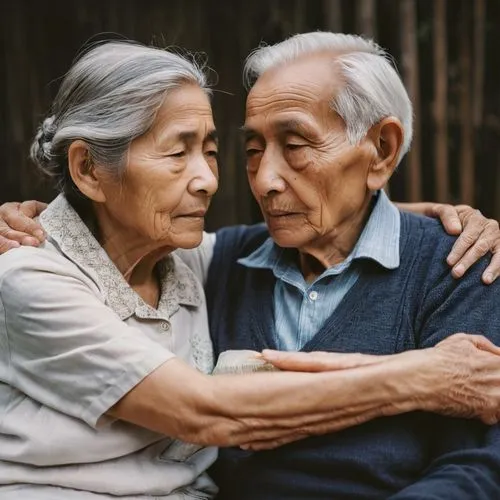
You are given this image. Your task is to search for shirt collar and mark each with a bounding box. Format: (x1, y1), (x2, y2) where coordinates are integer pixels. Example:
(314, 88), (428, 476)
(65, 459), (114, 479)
(40, 194), (202, 321)
(239, 190), (400, 273)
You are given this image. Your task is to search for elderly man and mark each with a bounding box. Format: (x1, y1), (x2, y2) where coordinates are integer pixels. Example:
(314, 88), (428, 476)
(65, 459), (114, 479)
(199, 33), (500, 499)
(2, 32), (500, 499)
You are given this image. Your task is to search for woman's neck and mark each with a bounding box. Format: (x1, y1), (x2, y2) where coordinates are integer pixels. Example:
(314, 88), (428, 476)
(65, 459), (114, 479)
(93, 204), (173, 308)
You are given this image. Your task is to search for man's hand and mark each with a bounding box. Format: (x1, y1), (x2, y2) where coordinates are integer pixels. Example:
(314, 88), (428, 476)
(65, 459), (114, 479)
(398, 202), (500, 284)
(0, 201), (47, 253)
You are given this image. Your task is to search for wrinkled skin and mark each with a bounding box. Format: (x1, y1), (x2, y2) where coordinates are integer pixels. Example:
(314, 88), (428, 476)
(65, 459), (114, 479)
(261, 333), (500, 428)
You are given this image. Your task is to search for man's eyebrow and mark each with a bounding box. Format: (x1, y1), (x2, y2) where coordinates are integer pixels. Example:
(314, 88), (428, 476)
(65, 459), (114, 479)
(240, 120), (315, 140)
(239, 125), (259, 141)
(275, 119), (312, 136)
(205, 129), (219, 144)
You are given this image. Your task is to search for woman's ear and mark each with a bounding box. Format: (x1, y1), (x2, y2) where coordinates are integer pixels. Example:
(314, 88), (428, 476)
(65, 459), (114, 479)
(67, 141), (106, 202)
(367, 117), (404, 191)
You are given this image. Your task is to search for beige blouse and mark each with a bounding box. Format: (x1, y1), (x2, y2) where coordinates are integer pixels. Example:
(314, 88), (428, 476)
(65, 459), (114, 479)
(0, 194), (217, 499)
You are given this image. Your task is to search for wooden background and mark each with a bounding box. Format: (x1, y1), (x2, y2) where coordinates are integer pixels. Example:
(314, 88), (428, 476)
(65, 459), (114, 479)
(1, 0), (499, 230)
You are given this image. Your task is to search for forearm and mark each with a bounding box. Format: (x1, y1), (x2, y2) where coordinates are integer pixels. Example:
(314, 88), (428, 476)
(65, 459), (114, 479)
(111, 350), (436, 448)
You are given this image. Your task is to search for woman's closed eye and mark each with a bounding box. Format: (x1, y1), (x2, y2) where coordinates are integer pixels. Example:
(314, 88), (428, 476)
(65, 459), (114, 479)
(169, 150), (186, 158)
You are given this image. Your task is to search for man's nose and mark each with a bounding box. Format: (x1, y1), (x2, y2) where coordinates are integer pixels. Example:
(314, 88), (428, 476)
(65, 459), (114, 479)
(252, 148), (286, 197)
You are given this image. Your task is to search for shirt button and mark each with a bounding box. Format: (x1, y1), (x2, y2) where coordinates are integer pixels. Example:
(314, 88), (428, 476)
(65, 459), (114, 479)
(309, 291), (318, 301)
(160, 322), (171, 332)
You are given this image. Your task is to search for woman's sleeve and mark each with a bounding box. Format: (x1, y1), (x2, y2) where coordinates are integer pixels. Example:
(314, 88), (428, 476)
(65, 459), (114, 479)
(0, 249), (175, 428)
(173, 232), (216, 286)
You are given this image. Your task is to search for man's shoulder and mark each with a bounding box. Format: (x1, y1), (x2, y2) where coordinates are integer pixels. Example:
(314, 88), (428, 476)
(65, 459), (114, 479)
(400, 211), (457, 262)
(401, 210), (497, 298)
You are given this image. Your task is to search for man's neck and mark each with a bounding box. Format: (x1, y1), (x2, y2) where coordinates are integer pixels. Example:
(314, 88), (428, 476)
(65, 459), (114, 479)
(298, 195), (373, 282)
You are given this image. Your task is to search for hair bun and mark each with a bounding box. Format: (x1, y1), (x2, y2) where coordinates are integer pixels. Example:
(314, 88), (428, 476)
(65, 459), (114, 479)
(30, 115), (58, 174)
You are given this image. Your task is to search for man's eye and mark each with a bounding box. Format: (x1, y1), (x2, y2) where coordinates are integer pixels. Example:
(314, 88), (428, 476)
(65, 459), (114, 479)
(286, 144), (305, 151)
(246, 148), (262, 157)
(205, 150), (218, 158)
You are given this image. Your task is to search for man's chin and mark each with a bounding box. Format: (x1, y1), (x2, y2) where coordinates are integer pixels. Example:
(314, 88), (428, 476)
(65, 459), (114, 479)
(267, 227), (306, 249)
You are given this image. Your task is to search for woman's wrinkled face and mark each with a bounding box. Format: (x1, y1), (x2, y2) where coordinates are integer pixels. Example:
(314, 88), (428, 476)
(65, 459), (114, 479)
(100, 84), (219, 250)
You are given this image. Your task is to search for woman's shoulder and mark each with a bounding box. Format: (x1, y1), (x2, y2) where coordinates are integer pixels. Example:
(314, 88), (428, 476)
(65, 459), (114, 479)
(0, 240), (101, 297)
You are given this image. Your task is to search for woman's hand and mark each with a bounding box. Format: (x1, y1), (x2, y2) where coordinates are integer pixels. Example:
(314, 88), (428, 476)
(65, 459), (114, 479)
(259, 349), (389, 372)
(261, 333), (500, 426)
(0, 200), (47, 252)
(398, 202), (500, 284)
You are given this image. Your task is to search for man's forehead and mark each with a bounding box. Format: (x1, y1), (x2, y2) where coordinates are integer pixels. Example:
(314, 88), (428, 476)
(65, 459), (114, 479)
(250, 52), (340, 93)
(245, 55), (341, 118)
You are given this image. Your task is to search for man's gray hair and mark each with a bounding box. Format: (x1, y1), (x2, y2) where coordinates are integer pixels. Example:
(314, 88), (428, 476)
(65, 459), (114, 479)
(30, 41), (210, 192)
(244, 32), (413, 164)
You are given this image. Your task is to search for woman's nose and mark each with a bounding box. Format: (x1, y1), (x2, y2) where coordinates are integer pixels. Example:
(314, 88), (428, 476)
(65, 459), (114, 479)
(189, 156), (219, 196)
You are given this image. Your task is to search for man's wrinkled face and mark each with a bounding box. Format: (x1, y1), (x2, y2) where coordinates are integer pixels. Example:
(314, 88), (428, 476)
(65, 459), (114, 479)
(244, 53), (378, 251)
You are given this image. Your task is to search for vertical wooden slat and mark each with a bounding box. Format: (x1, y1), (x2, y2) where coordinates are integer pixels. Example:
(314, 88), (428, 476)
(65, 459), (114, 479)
(356, 0), (376, 38)
(293, 0), (307, 33)
(459, 0), (474, 205)
(433, 0), (448, 202)
(473, 0), (485, 129)
(400, 0), (421, 202)
(323, 0), (342, 32)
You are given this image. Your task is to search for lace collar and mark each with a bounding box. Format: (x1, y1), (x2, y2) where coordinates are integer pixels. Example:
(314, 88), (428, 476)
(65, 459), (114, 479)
(39, 194), (203, 322)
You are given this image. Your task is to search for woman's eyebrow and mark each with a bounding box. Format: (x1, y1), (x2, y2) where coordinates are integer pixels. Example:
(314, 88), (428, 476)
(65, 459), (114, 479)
(162, 128), (219, 144)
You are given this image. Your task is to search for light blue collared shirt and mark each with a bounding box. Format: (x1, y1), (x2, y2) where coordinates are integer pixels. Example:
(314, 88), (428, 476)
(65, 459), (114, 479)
(238, 191), (401, 351)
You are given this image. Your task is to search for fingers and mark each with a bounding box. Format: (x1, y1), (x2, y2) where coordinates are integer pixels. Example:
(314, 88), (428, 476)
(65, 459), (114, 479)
(438, 332), (500, 356)
(1, 201), (45, 242)
(0, 235), (20, 253)
(241, 432), (305, 451)
(432, 204), (463, 235)
(446, 210), (499, 276)
(468, 334), (500, 356)
(19, 200), (48, 218)
(482, 240), (500, 284)
(261, 350), (383, 372)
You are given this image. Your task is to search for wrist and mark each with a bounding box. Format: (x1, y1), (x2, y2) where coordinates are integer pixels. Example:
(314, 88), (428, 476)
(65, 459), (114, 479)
(377, 349), (440, 414)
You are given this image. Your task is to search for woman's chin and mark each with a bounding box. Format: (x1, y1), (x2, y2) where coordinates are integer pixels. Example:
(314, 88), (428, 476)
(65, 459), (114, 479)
(173, 232), (204, 250)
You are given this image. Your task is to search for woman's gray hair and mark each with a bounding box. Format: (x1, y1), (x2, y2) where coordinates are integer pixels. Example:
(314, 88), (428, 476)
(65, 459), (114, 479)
(30, 41), (210, 192)
(244, 32), (413, 165)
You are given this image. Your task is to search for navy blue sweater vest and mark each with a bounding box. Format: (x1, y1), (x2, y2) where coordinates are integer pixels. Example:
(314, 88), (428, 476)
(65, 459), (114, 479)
(205, 212), (500, 500)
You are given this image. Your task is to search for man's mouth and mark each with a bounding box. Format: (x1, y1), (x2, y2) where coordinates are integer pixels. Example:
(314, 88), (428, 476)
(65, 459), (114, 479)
(266, 209), (299, 217)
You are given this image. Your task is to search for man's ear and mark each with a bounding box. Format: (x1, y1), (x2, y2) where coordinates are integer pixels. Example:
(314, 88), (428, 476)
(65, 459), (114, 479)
(366, 117), (404, 191)
(67, 141), (106, 202)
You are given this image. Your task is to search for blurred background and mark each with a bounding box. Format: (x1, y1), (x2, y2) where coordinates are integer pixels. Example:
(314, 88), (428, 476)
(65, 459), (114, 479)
(1, 0), (499, 229)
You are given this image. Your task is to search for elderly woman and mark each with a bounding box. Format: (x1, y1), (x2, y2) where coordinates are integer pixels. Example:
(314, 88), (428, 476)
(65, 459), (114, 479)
(2, 37), (500, 500)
